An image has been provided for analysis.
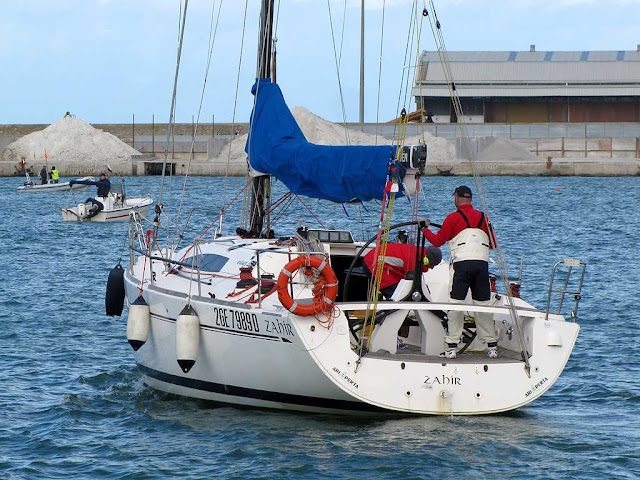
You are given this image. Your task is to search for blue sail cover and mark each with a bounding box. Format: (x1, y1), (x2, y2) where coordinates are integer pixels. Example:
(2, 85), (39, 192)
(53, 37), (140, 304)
(245, 79), (397, 203)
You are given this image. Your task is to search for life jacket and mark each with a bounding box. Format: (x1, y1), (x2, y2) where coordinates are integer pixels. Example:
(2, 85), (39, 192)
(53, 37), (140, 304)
(448, 209), (490, 262)
(51, 169), (59, 180)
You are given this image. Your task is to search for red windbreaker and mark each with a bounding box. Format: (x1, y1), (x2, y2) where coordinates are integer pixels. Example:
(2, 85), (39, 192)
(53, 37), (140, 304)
(424, 203), (496, 249)
(364, 243), (428, 289)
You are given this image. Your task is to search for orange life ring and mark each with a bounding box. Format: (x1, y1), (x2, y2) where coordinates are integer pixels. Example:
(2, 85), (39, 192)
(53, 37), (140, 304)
(276, 255), (338, 316)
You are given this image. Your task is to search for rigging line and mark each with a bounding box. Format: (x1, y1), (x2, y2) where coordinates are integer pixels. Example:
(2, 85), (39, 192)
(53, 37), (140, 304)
(157, 0), (189, 231)
(391, 0), (417, 146)
(326, 0), (351, 145)
(270, 194), (297, 227)
(375, 0), (387, 146)
(220, 0), (251, 233)
(172, 0), (223, 249)
(172, 178), (253, 268)
(163, 1), (193, 250)
(415, 2), (427, 142)
(274, 0), (282, 37)
(338, 0), (347, 69)
(266, 191), (293, 214)
(400, 1), (419, 126)
(294, 195), (327, 229)
(425, 1), (531, 375)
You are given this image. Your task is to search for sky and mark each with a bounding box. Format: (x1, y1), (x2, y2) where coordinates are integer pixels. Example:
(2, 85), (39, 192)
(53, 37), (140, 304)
(1, 0), (639, 125)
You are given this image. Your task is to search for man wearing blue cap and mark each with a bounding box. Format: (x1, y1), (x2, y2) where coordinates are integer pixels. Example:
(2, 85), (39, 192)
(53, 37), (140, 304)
(419, 185), (499, 359)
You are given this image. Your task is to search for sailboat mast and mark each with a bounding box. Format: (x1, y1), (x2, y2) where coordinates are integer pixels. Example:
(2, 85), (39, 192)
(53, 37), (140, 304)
(249, 0), (275, 237)
(359, 0), (364, 125)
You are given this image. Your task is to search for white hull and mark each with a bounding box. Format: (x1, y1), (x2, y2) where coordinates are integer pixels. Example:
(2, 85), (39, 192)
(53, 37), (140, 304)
(17, 177), (92, 193)
(123, 236), (579, 415)
(62, 196), (153, 222)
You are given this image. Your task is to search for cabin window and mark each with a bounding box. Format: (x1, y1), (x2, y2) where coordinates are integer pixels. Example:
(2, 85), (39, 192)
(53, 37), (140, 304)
(183, 254), (228, 272)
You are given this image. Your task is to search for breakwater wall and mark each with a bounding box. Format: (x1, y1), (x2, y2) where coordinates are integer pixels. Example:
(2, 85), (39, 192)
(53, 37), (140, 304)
(1, 122), (639, 176)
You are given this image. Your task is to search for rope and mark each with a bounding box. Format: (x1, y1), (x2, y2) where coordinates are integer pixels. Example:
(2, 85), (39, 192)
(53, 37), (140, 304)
(139, 230), (152, 295)
(424, 1), (531, 376)
(326, 0), (350, 145)
(390, 0), (417, 147)
(220, 0), (251, 235)
(171, 0), (224, 249)
(375, 0), (387, 145)
(156, 0), (189, 234)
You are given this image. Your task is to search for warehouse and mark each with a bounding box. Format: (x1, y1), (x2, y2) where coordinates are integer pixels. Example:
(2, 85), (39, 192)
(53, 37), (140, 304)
(412, 47), (640, 123)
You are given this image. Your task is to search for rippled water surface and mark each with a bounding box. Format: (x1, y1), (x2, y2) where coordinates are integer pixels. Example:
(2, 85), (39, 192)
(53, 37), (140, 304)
(1, 175), (638, 479)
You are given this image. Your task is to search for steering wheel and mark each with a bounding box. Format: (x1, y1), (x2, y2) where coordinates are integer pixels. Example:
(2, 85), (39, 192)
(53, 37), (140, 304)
(342, 220), (441, 302)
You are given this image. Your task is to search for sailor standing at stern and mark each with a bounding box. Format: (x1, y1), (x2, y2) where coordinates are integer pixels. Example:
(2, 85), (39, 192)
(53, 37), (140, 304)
(419, 185), (499, 359)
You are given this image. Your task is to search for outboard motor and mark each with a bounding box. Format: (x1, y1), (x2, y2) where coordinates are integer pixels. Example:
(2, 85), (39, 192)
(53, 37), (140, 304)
(106, 263), (125, 316)
(78, 203), (89, 219)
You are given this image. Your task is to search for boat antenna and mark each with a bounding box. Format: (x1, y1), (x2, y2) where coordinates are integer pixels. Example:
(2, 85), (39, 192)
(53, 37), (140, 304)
(247, 0), (275, 237)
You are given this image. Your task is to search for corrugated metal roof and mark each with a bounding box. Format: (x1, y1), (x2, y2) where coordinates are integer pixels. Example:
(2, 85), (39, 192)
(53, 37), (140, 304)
(420, 50), (640, 62)
(415, 50), (640, 98)
(420, 61), (640, 82)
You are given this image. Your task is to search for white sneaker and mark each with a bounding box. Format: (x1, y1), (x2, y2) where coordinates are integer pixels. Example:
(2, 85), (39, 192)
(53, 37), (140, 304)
(439, 348), (457, 359)
(487, 347), (498, 359)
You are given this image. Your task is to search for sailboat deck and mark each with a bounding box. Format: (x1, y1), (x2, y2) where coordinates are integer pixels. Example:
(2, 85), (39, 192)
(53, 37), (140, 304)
(367, 346), (523, 364)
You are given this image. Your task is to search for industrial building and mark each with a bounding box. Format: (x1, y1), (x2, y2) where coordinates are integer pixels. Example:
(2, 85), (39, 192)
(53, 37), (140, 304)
(412, 47), (640, 123)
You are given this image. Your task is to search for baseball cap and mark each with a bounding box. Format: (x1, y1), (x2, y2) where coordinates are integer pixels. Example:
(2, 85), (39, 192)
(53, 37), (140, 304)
(453, 185), (472, 198)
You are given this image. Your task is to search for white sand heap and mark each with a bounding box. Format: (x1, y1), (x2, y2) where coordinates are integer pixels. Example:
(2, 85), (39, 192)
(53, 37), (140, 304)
(475, 137), (540, 163)
(212, 106), (457, 164)
(2, 117), (141, 166)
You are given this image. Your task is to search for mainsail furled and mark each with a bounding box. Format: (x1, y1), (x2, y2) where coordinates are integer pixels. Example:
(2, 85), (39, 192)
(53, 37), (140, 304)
(245, 79), (397, 203)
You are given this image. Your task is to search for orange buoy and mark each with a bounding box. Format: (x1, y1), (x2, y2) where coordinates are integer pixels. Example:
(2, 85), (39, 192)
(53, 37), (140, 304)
(276, 255), (338, 316)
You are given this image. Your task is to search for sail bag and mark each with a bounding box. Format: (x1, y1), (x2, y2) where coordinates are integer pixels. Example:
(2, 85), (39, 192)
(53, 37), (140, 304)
(246, 79), (397, 203)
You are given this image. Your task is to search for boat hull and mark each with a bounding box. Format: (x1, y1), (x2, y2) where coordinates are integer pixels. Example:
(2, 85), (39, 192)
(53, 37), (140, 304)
(17, 177), (91, 193)
(125, 276), (368, 414)
(123, 268), (579, 415)
(61, 197), (153, 222)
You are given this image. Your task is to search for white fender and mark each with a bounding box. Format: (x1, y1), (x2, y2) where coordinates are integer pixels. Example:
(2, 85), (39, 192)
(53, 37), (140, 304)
(127, 295), (150, 351)
(176, 304), (200, 373)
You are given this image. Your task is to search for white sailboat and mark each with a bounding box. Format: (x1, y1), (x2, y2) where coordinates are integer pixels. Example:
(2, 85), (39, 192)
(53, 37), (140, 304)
(112, 1), (585, 415)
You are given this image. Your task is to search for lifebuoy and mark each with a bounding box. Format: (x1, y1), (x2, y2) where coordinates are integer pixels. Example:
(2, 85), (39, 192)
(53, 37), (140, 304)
(276, 255), (338, 316)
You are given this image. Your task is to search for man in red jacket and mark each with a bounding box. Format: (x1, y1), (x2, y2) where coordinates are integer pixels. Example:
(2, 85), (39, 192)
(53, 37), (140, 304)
(420, 185), (499, 359)
(363, 243), (442, 300)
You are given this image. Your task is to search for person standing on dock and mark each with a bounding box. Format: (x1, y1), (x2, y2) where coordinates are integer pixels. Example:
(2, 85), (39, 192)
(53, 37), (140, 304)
(419, 185), (499, 359)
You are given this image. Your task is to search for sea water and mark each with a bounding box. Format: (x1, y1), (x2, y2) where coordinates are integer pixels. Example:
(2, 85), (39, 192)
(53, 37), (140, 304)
(0, 175), (638, 479)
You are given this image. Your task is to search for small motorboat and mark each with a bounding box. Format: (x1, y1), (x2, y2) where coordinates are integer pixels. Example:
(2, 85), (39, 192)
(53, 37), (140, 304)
(17, 174), (93, 193)
(61, 179), (153, 222)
